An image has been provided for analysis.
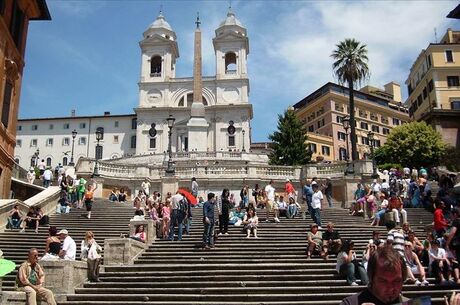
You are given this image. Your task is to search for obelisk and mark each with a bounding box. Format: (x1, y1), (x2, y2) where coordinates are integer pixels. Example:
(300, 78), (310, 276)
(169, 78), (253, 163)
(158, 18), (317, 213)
(187, 13), (209, 151)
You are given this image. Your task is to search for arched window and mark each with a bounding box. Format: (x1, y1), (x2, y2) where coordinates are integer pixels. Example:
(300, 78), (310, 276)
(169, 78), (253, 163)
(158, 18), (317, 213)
(179, 93), (208, 107)
(46, 157), (52, 167)
(63, 157), (68, 166)
(225, 52), (237, 74)
(150, 55), (162, 76)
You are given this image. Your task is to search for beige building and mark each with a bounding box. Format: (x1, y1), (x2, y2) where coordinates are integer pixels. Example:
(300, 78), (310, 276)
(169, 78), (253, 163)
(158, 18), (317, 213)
(294, 82), (409, 161)
(0, 0), (50, 198)
(405, 28), (460, 148)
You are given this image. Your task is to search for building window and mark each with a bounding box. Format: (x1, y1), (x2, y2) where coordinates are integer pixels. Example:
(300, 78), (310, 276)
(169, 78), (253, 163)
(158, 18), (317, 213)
(339, 148), (347, 161)
(63, 123), (70, 129)
(381, 116), (388, 124)
(446, 50), (454, 63)
(79, 122), (86, 129)
(336, 116), (343, 123)
(46, 157), (52, 167)
(308, 143), (317, 153)
(337, 131), (346, 141)
(16, 139), (21, 147)
(383, 128), (390, 135)
(17, 125), (22, 131)
(63, 137), (70, 146)
(361, 136), (369, 145)
(428, 79), (434, 92)
(131, 135), (136, 149)
(114, 121), (119, 128)
(426, 54), (432, 68)
(32, 124), (38, 130)
(321, 146), (330, 156)
(423, 87), (427, 99)
(149, 138), (156, 149)
(49, 124), (54, 130)
(360, 122), (368, 130)
(225, 52), (237, 74)
(1, 81), (13, 128)
(392, 118), (400, 126)
(417, 95), (423, 106)
(447, 76), (460, 87)
(150, 55), (162, 76)
(78, 137), (86, 145)
(9, 0), (25, 50)
(31, 139), (37, 147)
(308, 125), (314, 132)
(228, 135), (235, 147)
(113, 135), (119, 144)
(451, 101), (460, 110)
(374, 140), (381, 147)
(131, 118), (137, 129)
(46, 138), (53, 146)
(63, 157), (68, 166)
(371, 125), (380, 133)
(335, 103), (344, 112)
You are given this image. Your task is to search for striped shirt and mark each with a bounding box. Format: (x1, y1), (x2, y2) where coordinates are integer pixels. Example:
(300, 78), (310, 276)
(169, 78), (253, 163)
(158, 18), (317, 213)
(387, 229), (405, 256)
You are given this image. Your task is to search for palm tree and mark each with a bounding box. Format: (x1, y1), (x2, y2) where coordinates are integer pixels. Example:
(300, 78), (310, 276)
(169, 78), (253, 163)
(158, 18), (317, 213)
(331, 38), (369, 161)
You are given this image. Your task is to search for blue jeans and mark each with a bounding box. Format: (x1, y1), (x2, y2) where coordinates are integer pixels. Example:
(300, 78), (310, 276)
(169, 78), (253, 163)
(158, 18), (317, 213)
(185, 217), (192, 235)
(326, 194), (332, 208)
(339, 262), (369, 285)
(169, 210), (183, 241)
(7, 218), (22, 229)
(312, 208), (321, 226)
(44, 179), (51, 188)
(306, 200), (313, 215)
(287, 205), (297, 218)
(203, 221), (214, 246)
(375, 209), (386, 221)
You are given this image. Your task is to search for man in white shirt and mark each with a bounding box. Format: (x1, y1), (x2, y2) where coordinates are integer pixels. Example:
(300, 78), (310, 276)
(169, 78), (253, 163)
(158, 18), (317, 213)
(58, 229), (76, 260)
(27, 168), (35, 184)
(372, 179), (381, 195)
(141, 179), (151, 196)
(311, 184), (323, 228)
(42, 168), (53, 188)
(169, 191), (185, 241)
(264, 180), (277, 222)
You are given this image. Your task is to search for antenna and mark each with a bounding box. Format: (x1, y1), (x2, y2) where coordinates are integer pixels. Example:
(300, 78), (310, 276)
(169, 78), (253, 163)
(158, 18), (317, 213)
(434, 27), (438, 43)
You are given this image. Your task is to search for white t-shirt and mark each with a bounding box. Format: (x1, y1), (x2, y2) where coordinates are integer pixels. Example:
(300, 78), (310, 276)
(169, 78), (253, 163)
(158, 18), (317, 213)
(277, 201), (287, 209)
(43, 169), (53, 180)
(372, 183), (381, 192)
(62, 236), (77, 260)
(265, 184), (275, 201)
(311, 191), (323, 209)
(38, 162), (46, 170)
(381, 182), (390, 190)
(428, 247), (446, 266)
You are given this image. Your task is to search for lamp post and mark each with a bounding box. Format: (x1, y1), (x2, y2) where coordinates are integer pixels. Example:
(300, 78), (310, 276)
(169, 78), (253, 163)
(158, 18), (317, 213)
(92, 127), (104, 177)
(165, 114), (176, 175)
(342, 116), (353, 174)
(242, 129), (246, 152)
(69, 129), (77, 166)
(367, 131), (378, 178)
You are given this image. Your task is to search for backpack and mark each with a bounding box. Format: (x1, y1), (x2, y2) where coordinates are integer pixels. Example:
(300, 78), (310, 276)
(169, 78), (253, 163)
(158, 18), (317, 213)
(179, 198), (188, 215)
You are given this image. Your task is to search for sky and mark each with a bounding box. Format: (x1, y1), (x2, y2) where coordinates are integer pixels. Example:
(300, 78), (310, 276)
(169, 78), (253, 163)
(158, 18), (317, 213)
(20, 0), (459, 142)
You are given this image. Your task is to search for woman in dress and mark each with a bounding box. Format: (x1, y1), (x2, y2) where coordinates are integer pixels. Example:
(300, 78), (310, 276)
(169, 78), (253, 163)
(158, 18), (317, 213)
(162, 200), (171, 240)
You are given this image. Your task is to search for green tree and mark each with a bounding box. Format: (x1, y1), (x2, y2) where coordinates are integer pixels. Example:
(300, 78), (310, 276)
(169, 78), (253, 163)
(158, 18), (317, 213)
(331, 38), (370, 161)
(268, 109), (311, 166)
(374, 121), (446, 169)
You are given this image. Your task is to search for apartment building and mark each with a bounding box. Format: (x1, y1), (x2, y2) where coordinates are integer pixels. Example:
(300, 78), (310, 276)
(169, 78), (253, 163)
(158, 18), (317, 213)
(294, 82), (409, 161)
(0, 0), (50, 198)
(15, 113), (137, 170)
(405, 28), (460, 148)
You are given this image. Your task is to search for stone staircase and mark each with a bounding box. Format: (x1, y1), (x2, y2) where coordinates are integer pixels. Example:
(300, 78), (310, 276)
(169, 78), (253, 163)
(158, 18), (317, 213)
(0, 199), (134, 291)
(59, 206), (457, 305)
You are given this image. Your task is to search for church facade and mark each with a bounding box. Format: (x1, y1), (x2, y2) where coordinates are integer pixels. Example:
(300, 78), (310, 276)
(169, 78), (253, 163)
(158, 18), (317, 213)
(135, 10), (252, 154)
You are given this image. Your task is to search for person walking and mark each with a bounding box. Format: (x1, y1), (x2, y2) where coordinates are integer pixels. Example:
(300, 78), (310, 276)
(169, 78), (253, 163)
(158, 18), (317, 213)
(169, 191), (185, 241)
(324, 177), (333, 208)
(311, 183), (323, 228)
(264, 180), (277, 222)
(42, 168), (53, 188)
(202, 193), (216, 249)
(16, 248), (57, 305)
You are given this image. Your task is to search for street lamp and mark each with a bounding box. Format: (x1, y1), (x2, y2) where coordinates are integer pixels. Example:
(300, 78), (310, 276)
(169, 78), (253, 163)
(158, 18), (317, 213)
(92, 127), (104, 177)
(242, 129), (246, 152)
(165, 114), (176, 175)
(69, 129), (77, 166)
(367, 131), (378, 178)
(342, 116), (353, 174)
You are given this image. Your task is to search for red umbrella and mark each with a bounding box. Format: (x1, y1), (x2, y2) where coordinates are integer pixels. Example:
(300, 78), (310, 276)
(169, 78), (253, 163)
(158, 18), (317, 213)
(178, 188), (198, 205)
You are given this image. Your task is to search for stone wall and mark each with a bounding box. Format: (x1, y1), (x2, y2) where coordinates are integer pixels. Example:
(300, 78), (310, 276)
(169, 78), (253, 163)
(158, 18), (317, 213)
(104, 238), (148, 265)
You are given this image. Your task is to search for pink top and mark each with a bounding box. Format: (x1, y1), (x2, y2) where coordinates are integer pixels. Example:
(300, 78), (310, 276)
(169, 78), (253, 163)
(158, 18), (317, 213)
(150, 208), (160, 222)
(162, 206), (171, 219)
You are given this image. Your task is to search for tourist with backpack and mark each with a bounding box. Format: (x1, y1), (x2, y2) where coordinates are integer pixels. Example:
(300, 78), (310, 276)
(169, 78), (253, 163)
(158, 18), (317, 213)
(169, 191), (185, 241)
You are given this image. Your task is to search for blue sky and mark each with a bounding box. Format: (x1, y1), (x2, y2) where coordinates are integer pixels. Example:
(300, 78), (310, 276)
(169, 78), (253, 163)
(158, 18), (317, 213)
(21, 0), (458, 142)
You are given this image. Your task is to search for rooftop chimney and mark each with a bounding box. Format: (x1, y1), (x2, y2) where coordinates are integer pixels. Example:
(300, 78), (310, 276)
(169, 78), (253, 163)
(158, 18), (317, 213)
(104, 111), (111, 116)
(71, 109), (76, 117)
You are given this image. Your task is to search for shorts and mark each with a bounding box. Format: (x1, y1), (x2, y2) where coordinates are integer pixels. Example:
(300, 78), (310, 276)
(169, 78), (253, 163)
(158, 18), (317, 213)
(266, 200), (275, 212)
(409, 264), (420, 275)
(85, 200), (92, 211)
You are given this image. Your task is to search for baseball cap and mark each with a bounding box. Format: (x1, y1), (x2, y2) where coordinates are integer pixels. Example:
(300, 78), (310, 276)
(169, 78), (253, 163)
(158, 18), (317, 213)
(57, 229), (68, 235)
